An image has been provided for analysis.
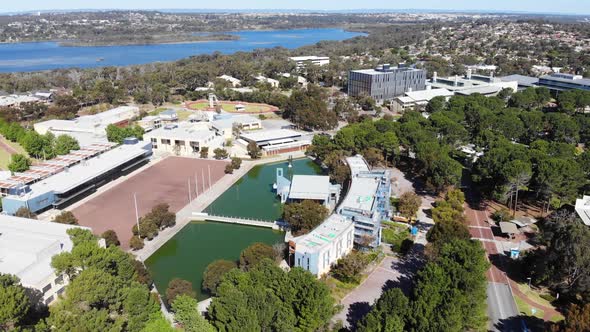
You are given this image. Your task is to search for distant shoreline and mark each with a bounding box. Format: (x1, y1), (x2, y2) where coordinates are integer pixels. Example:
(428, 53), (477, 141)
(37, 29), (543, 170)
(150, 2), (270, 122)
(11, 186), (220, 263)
(0, 27), (366, 47)
(0, 33), (241, 47)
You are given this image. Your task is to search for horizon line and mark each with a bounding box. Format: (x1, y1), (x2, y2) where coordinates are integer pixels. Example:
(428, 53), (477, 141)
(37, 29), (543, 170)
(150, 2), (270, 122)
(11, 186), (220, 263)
(1, 8), (589, 17)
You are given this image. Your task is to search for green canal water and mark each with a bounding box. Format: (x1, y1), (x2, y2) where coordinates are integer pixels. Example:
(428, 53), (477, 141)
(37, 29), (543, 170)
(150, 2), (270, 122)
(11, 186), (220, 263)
(204, 158), (323, 221)
(145, 221), (284, 301)
(146, 158), (322, 301)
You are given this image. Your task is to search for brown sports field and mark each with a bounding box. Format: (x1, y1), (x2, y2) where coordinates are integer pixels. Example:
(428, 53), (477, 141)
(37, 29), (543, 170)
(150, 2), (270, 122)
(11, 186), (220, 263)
(72, 157), (228, 249)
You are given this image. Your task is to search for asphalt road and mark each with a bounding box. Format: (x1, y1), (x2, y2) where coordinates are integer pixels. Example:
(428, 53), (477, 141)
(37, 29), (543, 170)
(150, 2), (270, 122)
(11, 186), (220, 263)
(462, 173), (521, 332)
(488, 282), (520, 332)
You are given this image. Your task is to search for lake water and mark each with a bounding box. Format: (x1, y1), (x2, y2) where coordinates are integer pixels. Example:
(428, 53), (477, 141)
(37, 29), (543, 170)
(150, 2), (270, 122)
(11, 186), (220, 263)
(0, 29), (364, 72)
(204, 158), (323, 221)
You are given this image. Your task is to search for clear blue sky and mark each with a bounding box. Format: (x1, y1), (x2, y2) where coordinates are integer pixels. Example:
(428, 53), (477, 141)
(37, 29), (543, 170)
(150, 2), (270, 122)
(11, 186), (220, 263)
(3, 0), (590, 15)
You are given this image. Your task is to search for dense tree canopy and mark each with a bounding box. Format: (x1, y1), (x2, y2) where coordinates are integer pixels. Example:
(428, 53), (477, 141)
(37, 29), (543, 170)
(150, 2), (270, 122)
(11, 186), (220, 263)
(43, 228), (166, 331)
(208, 259), (335, 331)
(523, 210), (590, 303)
(202, 259), (237, 296)
(0, 274), (30, 331)
(283, 200), (329, 236)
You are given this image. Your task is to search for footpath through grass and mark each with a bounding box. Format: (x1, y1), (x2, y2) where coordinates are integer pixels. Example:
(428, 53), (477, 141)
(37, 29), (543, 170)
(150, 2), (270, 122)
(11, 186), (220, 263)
(381, 221), (412, 253)
(514, 282), (564, 322)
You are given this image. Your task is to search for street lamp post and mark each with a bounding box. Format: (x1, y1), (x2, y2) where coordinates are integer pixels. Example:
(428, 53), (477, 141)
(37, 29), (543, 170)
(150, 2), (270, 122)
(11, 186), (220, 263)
(527, 277), (532, 289)
(134, 193), (140, 238)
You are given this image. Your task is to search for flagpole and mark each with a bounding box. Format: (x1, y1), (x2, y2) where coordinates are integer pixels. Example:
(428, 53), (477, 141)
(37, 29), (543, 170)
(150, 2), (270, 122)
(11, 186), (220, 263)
(134, 193), (140, 238)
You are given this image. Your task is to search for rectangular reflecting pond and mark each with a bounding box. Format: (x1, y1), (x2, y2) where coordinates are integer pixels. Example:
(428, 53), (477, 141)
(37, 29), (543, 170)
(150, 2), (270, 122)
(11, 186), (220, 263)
(145, 221), (284, 301)
(204, 158), (323, 221)
(145, 158), (323, 301)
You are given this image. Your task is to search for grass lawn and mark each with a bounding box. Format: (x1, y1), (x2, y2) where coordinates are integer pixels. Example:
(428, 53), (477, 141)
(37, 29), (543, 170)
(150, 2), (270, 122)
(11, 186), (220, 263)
(323, 251), (384, 302)
(515, 283), (564, 322)
(0, 148), (12, 170)
(187, 101), (274, 113)
(0, 136), (29, 170)
(149, 108), (195, 121)
(324, 277), (360, 302)
(381, 221), (411, 253)
(515, 295), (545, 319)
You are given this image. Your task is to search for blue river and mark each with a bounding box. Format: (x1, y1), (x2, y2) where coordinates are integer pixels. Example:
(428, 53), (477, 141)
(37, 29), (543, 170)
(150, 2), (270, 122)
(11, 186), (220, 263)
(0, 29), (364, 72)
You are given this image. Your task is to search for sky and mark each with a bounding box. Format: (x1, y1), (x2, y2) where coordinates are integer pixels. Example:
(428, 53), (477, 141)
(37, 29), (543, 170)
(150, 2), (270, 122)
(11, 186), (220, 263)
(2, 0), (590, 15)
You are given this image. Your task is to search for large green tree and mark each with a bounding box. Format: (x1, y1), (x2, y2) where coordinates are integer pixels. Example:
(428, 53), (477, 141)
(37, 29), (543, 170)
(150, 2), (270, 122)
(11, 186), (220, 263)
(283, 200), (329, 236)
(0, 274), (30, 330)
(8, 154), (31, 173)
(53, 134), (80, 155)
(171, 295), (216, 332)
(202, 259), (237, 296)
(208, 260), (334, 331)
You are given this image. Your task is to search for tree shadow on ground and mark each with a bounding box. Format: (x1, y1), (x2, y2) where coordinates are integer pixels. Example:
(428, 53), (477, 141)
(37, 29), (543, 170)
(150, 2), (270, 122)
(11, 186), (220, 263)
(395, 158), (435, 196)
(346, 301), (371, 330)
(382, 249), (424, 296)
(494, 315), (548, 332)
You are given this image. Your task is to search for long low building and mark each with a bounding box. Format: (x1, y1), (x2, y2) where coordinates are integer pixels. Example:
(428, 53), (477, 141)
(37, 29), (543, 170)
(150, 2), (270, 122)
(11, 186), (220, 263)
(240, 129), (311, 156)
(0, 215), (101, 305)
(392, 88), (454, 112)
(429, 71), (518, 97)
(289, 214), (354, 277)
(2, 140), (152, 215)
(34, 106), (139, 145)
(338, 155), (391, 248)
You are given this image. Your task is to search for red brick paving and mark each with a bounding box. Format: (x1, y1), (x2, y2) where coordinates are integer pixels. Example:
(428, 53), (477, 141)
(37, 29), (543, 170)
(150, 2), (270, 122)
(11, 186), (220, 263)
(72, 157), (228, 249)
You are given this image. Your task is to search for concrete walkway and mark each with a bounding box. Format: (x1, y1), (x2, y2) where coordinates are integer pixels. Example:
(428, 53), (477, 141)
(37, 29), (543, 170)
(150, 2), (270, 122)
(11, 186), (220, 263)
(332, 255), (422, 329)
(133, 151), (305, 261)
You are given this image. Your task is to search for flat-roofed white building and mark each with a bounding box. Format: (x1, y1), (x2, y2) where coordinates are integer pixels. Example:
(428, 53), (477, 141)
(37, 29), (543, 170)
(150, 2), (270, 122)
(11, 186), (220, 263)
(211, 115), (262, 140)
(338, 155), (391, 248)
(289, 214), (354, 277)
(275, 171), (341, 210)
(1, 141), (152, 214)
(576, 196), (590, 226)
(0, 215), (99, 305)
(144, 122), (218, 157)
(240, 129), (311, 156)
(429, 71), (518, 97)
(392, 88), (454, 113)
(289, 56), (330, 70)
(34, 106), (140, 144)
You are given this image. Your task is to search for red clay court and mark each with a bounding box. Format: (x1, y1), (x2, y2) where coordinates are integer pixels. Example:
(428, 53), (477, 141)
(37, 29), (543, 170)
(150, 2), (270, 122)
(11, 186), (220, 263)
(71, 157), (228, 249)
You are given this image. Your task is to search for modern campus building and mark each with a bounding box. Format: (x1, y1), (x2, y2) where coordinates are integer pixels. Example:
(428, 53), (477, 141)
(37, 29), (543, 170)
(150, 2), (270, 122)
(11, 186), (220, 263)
(287, 154), (392, 276)
(144, 122), (219, 157)
(0, 215), (102, 305)
(537, 73), (590, 92)
(289, 56), (330, 70)
(288, 214), (355, 277)
(391, 87), (454, 112)
(275, 170), (341, 210)
(33, 106), (139, 145)
(211, 114), (262, 140)
(429, 71), (518, 96)
(337, 155), (391, 248)
(239, 129), (312, 156)
(1, 140), (152, 215)
(500, 74), (540, 91)
(348, 64), (427, 104)
(576, 196), (590, 226)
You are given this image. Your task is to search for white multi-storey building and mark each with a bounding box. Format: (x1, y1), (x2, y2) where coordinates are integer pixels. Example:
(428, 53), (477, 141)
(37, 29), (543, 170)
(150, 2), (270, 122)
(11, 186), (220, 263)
(0, 215), (101, 305)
